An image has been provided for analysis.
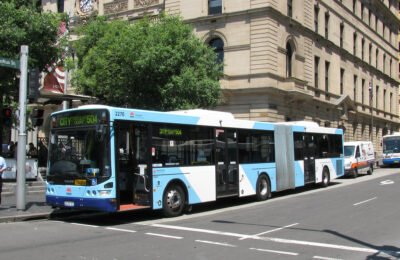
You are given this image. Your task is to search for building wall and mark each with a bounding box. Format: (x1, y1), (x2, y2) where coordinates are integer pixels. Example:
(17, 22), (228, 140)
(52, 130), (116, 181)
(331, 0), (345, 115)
(41, 0), (400, 157)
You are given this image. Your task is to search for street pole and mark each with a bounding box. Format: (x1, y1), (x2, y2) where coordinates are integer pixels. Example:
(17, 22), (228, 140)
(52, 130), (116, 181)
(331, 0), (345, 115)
(16, 45), (28, 211)
(369, 80), (373, 144)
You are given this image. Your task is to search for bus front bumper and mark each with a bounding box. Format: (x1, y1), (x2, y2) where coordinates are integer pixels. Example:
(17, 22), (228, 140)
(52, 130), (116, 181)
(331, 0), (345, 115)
(46, 195), (117, 212)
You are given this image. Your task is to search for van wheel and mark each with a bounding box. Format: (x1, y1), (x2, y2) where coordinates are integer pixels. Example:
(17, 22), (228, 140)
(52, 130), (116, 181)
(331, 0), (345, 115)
(256, 174), (271, 201)
(162, 184), (185, 217)
(352, 168), (358, 178)
(321, 168), (330, 187)
(367, 165), (373, 175)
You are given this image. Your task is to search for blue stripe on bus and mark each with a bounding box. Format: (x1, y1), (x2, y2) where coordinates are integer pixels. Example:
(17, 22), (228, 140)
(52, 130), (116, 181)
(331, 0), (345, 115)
(253, 122), (275, 131)
(46, 195), (117, 212)
(109, 108), (201, 125)
(294, 161), (305, 187)
(331, 158), (344, 177)
(152, 167), (202, 210)
(240, 163), (277, 192)
(382, 158), (400, 165)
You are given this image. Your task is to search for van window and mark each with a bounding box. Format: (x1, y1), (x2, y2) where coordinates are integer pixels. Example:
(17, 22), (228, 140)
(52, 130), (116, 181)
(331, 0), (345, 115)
(355, 146), (361, 158)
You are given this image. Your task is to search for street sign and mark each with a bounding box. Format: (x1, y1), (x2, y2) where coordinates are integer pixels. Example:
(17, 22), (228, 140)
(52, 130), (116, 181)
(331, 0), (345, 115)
(0, 57), (20, 69)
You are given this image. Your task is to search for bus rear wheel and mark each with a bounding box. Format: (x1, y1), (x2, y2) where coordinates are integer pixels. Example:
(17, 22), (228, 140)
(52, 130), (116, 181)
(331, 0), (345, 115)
(256, 174), (271, 201)
(321, 168), (330, 187)
(162, 184), (185, 217)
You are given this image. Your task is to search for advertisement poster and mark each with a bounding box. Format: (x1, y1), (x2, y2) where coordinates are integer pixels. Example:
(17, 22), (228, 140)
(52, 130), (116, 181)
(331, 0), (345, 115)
(2, 159), (38, 180)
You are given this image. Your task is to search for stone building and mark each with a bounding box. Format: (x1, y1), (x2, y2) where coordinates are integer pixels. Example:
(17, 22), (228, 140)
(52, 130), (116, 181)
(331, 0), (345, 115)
(41, 0), (400, 156)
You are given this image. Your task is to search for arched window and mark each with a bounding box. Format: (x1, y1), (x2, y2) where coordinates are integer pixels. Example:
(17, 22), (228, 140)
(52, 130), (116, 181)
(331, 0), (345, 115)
(209, 38), (224, 66)
(286, 42), (294, 77)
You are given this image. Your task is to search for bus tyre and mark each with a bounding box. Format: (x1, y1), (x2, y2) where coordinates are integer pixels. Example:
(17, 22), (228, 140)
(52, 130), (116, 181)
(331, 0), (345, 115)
(352, 168), (358, 178)
(162, 184), (185, 217)
(256, 174), (271, 201)
(367, 165), (373, 175)
(321, 168), (330, 187)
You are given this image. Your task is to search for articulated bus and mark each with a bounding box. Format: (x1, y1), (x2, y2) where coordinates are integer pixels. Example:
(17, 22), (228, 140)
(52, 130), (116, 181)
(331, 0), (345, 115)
(382, 133), (400, 166)
(46, 105), (344, 217)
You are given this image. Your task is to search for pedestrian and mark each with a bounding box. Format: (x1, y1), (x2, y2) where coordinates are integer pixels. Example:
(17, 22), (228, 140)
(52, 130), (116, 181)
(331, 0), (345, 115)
(0, 154), (7, 205)
(27, 142), (37, 158)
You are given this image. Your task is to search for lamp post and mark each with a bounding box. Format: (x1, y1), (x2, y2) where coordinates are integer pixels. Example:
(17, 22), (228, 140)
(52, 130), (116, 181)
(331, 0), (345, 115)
(369, 80), (373, 143)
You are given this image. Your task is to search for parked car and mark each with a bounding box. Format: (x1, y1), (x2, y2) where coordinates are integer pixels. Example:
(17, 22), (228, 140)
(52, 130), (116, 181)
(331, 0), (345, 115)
(344, 141), (375, 178)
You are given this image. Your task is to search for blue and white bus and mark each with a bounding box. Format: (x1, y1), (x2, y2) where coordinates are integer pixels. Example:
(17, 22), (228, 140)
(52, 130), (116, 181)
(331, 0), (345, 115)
(382, 133), (400, 166)
(46, 105), (344, 217)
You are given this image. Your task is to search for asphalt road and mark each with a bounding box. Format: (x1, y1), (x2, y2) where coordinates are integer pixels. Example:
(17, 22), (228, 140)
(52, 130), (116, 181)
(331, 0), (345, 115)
(0, 168), (399, 260)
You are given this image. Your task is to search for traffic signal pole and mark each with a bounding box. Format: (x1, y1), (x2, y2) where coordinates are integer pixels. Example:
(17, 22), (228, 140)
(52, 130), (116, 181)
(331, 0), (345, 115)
(16, 45), (28, 211)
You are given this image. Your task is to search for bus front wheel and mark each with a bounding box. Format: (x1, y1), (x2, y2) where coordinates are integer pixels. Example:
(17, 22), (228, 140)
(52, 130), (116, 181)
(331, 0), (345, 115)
(256, 174), (271, 201)
(162, 184), (185, 217)
(321, 168), (330, 187)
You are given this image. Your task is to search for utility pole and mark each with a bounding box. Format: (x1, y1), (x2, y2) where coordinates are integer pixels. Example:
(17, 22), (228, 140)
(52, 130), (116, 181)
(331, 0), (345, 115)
(16, 45), (28, 211)
(369, 80), (373, 144)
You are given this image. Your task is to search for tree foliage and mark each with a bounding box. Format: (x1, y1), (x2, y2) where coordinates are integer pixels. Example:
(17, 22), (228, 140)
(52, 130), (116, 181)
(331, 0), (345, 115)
(72, 14), (223, 111)
(0, 0), (63, 145)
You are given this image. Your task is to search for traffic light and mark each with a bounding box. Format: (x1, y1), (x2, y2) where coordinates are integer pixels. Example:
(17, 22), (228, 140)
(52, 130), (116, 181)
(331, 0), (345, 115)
(2, 108), (12, 126)
(31, 108), (44, 127)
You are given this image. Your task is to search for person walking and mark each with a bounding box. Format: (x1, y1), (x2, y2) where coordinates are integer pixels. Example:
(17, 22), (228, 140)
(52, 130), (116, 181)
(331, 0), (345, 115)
(0, 154), (6, 205)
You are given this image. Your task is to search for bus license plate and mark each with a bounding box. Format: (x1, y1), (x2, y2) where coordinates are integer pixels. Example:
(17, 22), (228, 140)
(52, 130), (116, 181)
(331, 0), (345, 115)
(64, 201), (74, 207)
(74, 179), (87, 185)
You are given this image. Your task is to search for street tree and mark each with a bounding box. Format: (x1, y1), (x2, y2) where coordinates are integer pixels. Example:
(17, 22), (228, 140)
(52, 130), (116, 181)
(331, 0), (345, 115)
(72, 14), (223, 111)
(0, 1), (64, 146)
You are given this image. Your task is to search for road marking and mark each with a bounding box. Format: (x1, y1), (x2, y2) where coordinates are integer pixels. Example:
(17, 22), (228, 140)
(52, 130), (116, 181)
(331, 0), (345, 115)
(151, 223), (379, 253)
(146, 232), (183, 239)
(250, 247), (298, 256)
(313, 256), (342, 260)
(196, 240), (236, 247)
(353, 197), (377, 206)
(240, 223), (299, 240)
(70, 223), (99, 228)
(106, 227), (136, 233)
(380, 180), (394, 185)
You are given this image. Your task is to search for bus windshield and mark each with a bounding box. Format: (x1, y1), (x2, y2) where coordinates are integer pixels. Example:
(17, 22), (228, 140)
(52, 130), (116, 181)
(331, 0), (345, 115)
(47, 126), (110, 185)
(344, 146), (355, 157)
(383, 136), (400, 154)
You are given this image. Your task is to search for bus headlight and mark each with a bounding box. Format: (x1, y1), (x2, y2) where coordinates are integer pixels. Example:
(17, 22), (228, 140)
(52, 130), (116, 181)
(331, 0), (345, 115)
(99, 190), (111, 196)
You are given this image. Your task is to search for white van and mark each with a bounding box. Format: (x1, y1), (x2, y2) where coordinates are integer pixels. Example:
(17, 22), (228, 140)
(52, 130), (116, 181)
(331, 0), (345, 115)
(344, 141), (375, 178)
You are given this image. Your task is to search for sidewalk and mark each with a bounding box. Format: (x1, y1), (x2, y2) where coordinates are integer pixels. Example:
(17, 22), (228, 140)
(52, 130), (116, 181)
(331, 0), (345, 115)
(0, 192), (53, 223)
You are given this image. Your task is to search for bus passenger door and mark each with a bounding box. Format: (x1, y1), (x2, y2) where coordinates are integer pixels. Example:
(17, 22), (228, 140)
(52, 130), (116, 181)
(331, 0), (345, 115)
(304, 134), (316, 183)
(115, 121), (151, 209)
(215, 129), (239, 197)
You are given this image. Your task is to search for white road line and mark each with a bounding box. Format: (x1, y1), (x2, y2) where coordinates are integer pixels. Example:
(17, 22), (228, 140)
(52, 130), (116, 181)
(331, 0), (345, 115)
(106, 227), (137, 233)
(250, 247), (298, 256)
(239, 223), (299, 240)
(145, 232), (183, 239)
(313, 256), (343, 260)
(353, 197), (377, 206)
(196, 240), (236, 247)
(70, 223), (99, 228)
(151, 223), (379, 253)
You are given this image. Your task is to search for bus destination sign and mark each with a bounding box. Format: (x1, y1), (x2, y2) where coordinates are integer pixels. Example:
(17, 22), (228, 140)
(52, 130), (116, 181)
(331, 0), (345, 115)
(53, 110), (107, 128)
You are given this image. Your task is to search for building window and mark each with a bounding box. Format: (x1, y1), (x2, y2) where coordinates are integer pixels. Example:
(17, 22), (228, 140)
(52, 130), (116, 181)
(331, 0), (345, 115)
(361, 38), (365, 60)
(362, 78), (365, 104)
(383, 54), (386, 73)
(325, 61), (330, 93)
(353, 0), (356, 13)
(288, 0), (293, 18)
(340, 23), (344, 48)
(353, 75), (358, 101)
(390, 58), (392, 77)
(286, 42), (294, 77)
(208, 0), (222, 15)
(361, 3), (364, 21)
(368, 9), (372, 26)
(369, 44), (372, 64)
(390, 92), (393, 113)
(353, 33), (357, 56)
(314, 6), (319, 33)
(340, 68), (345, 95)
(315, 56), (320, 89)
(375, 85), (379, 109)
(376, 49), (379, 69)
(375, 17), (378, 32)
(57, 0), (64, 13)
(325, 12), (329, 39)
(209, 38), (224, 66)
(383, 89), (387, 111)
